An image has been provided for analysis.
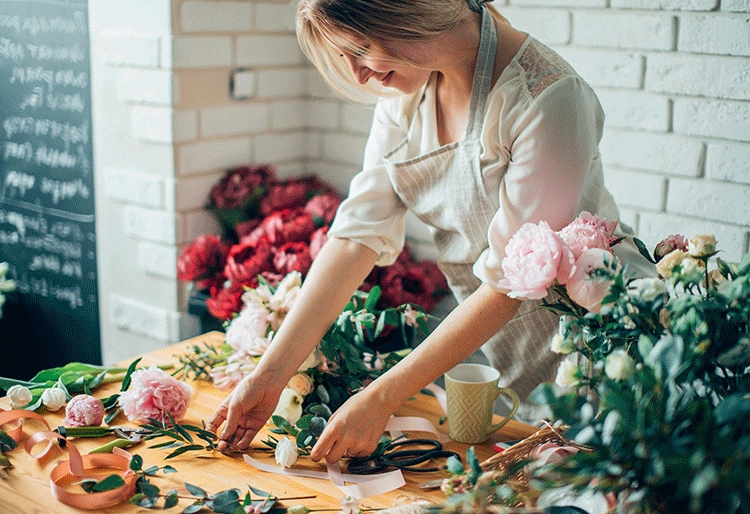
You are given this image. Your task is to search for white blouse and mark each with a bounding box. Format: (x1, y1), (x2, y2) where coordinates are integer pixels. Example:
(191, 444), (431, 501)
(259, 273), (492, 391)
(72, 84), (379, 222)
(329, 36), (647, 290)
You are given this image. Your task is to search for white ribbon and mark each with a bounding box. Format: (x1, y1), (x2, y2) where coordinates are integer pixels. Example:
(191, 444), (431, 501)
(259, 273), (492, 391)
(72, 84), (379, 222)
(243, 455), (405, 499)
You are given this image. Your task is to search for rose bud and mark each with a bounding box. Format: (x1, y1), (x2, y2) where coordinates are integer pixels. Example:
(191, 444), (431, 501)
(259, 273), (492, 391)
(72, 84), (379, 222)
(652, 234), (688, 263)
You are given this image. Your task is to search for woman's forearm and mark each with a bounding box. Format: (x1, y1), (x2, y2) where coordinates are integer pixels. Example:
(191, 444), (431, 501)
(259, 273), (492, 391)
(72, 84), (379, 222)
(367, 283), (521, 410)
(253, 237), (379, 388)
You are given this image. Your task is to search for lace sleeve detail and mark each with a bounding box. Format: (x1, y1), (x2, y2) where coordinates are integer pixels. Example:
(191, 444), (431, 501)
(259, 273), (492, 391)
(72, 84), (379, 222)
(518, 38), (577, 100)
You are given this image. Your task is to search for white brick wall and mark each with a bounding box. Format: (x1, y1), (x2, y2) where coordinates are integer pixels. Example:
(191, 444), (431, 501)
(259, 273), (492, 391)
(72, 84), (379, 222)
(89, 0), (750, 363)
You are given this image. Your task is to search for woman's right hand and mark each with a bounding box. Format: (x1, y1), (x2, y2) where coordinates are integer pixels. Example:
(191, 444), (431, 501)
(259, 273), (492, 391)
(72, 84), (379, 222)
(206, 374), (284, 451)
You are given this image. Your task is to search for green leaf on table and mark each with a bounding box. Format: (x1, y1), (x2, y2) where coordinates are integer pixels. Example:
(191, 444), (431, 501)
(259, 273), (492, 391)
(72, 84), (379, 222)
(168, 414), (194, 443)
(165, 489), (180, 509)
(92, 474), (126, 492)
(144, 465), (160, 476)
(137, 495), (158, 508)
(210, 489), (241, 513)
(165, 444), (205, 459)
(162, 465), (178, 474)
(183, 501), (206, 513)
(249, 486), (271, 497)
(104, 407), (122, 425)
(130, 454), (143, 472)
(185, 482), (208, 499)
(139, 479), (160, 498)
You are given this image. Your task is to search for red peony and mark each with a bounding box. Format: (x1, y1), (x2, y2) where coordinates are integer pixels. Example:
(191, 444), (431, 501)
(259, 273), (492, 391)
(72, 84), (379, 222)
(224, 237), (274, 284)
(304, 193), (342, 226)
(207, 281), (247, 321)
(309, 226), (329, 260)
(415, 260), (449, 294)
(260, 180), (308, 216)
(378, 262), (437, 313)
(274, 242), (313, 275)
(209, 165), (275, 209)
(177, 234), (228, 287)
(250, 208), (315, 246)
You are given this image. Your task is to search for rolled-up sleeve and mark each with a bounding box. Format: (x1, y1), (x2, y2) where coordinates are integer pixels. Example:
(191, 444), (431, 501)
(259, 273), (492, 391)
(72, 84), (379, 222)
(328, 99), (410, 266)
(474, 76), (606, 291)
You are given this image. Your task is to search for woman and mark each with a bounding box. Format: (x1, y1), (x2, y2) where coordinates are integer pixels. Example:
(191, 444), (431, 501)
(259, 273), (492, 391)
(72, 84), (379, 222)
(207, 0), (651, 462)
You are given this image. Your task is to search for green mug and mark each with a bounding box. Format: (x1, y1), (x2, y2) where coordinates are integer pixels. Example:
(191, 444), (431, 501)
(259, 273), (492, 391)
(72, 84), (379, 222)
(444, 363), (520, 444)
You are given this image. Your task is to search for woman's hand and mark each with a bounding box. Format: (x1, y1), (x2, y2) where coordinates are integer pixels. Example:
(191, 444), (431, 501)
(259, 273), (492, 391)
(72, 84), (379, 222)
(309, 386), (398, 463)
(207, 374), (284, 451)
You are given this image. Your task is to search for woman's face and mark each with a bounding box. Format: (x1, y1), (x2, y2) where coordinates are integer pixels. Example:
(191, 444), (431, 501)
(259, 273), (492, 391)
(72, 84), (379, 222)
(333, 37), (434, 94)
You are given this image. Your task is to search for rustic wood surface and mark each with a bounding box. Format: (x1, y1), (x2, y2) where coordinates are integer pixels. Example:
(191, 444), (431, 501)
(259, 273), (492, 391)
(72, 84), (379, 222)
(0, 331), (538, 513)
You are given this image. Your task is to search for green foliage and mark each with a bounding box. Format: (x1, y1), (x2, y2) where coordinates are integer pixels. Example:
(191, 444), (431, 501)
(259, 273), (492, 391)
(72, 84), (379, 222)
(532, 238), (750, 513)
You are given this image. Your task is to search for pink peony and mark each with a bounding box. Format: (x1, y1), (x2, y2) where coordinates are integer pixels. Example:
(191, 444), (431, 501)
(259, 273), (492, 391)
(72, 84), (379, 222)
(565, 248), (620, 313)
(63, 394), (105, 427)
(118, 365), (193, 424)
(558, 211), (617, 259)
(498, 221), (576, 300)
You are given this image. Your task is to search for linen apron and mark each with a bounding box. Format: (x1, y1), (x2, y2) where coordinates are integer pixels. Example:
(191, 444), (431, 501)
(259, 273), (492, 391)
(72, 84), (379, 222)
(382, 7), (561, 413)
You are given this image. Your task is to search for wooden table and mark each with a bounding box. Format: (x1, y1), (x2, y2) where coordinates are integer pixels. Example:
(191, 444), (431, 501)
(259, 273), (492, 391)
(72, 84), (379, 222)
(0, 331), (538, 513)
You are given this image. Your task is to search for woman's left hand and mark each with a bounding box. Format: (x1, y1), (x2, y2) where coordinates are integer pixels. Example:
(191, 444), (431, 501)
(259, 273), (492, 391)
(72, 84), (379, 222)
(309, 386), (397, 463)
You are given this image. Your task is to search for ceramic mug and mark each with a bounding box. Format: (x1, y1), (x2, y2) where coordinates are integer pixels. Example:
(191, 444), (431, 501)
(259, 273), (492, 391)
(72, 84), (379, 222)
(444, 363), (520, 444)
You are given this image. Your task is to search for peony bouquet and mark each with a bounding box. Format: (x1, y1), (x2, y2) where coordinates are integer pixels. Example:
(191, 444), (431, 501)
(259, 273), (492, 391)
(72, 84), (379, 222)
(177, 164), (449, 324)
(500, 219), (750, 512)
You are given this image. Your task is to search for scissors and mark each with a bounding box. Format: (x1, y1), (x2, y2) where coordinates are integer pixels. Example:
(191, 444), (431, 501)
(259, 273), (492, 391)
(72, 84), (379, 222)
(346, 438), (461, 474)
(111, 426), (155, 442)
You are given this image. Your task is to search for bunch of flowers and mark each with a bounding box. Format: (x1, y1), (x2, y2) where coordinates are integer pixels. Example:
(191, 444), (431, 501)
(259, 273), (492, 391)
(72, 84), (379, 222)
(176, 269), (432, 458)
(473, 213), (750, 513)
(177, 164), (448, 323)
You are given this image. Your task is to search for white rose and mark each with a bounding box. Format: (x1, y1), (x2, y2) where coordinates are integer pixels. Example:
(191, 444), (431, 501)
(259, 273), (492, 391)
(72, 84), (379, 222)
(7, 385), (32, 409)
(605, 350), (635, 381)
(550, 333), (574, 355)
(555, 360), (580, 388)
(627, 277), (666, 302)
(274, 437), (299, 468)
(271, 388), (303, 425)
(41, 387), (67, 411)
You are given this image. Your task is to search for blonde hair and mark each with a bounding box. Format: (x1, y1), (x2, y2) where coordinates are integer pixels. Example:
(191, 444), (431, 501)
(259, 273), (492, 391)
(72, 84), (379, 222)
(296, 0), (507, 103)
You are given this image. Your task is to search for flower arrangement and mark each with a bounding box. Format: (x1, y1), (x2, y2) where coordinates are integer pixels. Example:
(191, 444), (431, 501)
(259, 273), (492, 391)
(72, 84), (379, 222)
(177, 164), (448, 324)
(438, 213), (750, 513)
(176, 269), (433, 459)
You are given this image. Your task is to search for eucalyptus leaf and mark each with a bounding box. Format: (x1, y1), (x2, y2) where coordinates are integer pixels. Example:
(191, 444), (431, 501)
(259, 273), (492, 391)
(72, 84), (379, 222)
(182, 501), (206, 514)
(165, 490), (180, 509)
(185, 482), (208, 499)
(92, 474), (126, 492)
(139, 479), (160, 498)
(210, 489), (241, 513)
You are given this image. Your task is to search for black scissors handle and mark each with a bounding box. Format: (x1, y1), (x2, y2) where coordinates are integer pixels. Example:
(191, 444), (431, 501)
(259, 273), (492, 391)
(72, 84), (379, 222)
(346, 438), (461, 474)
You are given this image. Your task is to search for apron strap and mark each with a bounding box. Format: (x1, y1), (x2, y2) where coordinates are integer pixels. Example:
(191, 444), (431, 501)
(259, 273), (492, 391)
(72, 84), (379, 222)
(466, 6), (498, 139)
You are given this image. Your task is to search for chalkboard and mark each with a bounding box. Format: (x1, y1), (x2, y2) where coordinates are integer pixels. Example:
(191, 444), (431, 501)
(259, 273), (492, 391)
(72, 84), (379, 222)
(0, 0), (100, 380)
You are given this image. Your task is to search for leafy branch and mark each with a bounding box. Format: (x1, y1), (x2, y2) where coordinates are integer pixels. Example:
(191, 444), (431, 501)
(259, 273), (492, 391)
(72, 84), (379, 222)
(141, 413), (220, 460)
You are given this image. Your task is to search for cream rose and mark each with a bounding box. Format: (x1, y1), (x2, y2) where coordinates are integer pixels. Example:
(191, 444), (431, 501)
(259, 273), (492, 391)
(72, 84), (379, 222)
(655, 250), (688, 279)
(688, 234), (717, 258)
(605, 350), (635, 381)
(550, 333), (575, 355)
(287, 373), (314, 396)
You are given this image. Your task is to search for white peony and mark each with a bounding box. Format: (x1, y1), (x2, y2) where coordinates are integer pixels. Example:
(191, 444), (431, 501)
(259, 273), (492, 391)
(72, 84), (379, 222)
(7, 385), (32, 409)
(555, 360), (580, 388)
(272, 387), (304, 425)
(225, 304), (270, 353)
(274, 437), (299, 468)
(41, 387), (67, 411)
(605, 350), (635, 381)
